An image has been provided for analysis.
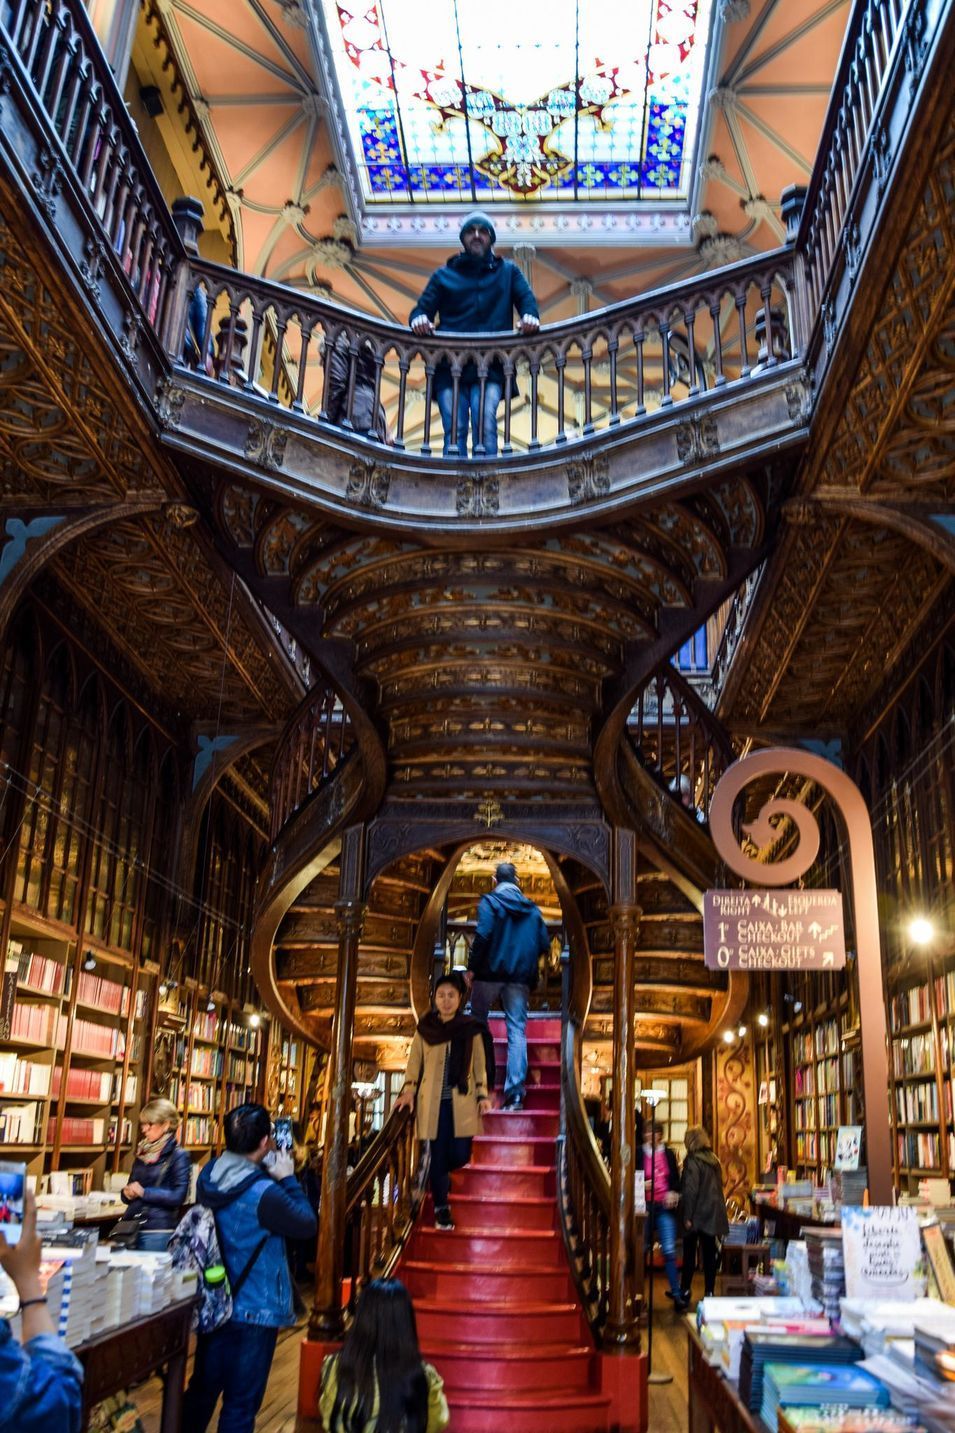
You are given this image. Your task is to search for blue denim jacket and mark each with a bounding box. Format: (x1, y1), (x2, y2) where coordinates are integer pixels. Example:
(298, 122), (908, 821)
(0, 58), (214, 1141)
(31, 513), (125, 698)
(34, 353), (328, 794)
(0, 1322), (83, 1432)
(197, 1154), (315, 1329)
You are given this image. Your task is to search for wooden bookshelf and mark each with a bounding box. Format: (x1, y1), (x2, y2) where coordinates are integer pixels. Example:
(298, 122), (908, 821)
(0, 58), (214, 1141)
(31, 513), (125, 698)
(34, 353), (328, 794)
(0, 912), (153, 1191)
(889, 957), (955, 1194)
(152, 984), (267, 1160)
(273, 1027), (304, 1120)
(784, 1000), (854, 1183)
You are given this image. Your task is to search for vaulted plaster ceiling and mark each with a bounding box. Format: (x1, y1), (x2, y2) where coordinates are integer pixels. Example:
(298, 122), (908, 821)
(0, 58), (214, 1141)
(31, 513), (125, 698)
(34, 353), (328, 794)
(133, 0), (849, 322)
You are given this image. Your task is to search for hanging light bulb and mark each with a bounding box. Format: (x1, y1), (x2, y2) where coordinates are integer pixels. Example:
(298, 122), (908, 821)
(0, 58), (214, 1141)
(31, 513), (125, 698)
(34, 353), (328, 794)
(82, 950), (97, 972)
(249, 1013), (261, 1029)
(757, 1012), (770, 1028)
(722, 1029), (735, 1043)
(738, 1024), (748, 1038)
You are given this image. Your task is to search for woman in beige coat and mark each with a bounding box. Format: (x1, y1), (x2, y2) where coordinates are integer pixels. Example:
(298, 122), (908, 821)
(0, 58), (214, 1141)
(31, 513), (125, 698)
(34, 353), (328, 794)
(395, 972), (492, 1230)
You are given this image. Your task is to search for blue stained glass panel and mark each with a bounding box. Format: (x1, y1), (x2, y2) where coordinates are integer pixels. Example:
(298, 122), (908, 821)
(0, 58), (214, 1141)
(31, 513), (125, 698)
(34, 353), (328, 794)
(321, 0), (714, 204)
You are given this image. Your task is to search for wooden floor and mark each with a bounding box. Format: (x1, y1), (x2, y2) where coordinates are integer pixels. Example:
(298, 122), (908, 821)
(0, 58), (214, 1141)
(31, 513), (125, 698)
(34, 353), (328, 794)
(134, 1283), (691, 1432)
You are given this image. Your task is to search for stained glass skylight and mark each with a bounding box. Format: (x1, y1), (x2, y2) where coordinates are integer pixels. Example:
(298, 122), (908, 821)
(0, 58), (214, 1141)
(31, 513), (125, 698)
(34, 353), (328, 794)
(318, 0), (714, 207)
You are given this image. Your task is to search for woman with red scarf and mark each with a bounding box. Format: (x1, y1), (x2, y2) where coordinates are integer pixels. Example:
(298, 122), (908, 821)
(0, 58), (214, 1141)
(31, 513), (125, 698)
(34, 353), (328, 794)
(395, 973), (493, 1230)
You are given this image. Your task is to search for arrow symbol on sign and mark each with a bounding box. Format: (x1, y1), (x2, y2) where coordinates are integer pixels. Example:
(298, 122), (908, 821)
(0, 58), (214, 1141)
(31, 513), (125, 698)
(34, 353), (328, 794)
(822, 951), (834, 967)
(808, 922), (822, 938)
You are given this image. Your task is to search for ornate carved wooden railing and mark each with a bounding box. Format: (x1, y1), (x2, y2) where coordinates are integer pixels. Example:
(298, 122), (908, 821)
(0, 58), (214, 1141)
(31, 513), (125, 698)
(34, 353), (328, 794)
(3, 0), (182, 330)
(270, 683), (354, 842)
(342, 1105), (427, 1319)
(799, 0), (931, 366)
(558, 1010), (613, 1342)
(625, 664), (735, 823)
(170, 251), (798, 460)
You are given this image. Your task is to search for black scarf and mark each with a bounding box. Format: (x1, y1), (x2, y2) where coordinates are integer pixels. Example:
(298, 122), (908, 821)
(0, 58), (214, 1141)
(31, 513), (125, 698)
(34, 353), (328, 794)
(417, 1011), (495, 1095)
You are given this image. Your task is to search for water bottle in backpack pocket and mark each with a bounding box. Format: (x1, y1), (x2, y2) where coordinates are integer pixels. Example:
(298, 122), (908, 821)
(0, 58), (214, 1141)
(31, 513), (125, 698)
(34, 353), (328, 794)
(168, 1204), (266, 1334)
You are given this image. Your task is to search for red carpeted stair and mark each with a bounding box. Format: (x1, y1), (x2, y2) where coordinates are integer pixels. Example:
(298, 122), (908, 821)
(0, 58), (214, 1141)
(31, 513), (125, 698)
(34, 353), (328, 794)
(398, 1015), (613, 1432)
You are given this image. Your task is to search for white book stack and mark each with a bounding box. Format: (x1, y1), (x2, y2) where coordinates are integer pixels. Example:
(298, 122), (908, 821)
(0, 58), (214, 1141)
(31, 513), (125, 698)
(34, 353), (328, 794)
(41, 1239), (99, 1347)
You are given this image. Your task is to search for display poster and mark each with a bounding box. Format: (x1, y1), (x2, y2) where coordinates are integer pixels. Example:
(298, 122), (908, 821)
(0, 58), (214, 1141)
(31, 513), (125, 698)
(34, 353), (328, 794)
(834, 1125), (863, 1170)
(842, 1205), (922, 1300)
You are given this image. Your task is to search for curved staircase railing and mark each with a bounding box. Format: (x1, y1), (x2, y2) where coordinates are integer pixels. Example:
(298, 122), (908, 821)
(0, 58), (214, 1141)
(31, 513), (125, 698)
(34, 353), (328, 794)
(269, 683), (354, 843)
(625, 663), (735, 825)
(5, 0), (182, 330)
(558, 1015), (613, 1342)
(171, 250), (797, 462)
(342, 1105), (427, 1318)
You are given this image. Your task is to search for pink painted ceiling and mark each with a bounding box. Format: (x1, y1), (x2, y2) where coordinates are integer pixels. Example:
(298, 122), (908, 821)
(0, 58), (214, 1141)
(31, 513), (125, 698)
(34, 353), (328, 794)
(132, 0), (849, 322)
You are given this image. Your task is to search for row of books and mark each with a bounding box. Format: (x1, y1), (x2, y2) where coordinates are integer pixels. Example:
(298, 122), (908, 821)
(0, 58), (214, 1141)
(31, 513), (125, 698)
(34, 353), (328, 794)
(891, 983), (933, 1029)
(191, 1009), (219, 1043)
(0, 1052), (51, 1095)
(10, 1001), (58, 1045)
(184, 1114), (216, 1145)
(935, 968), (955, 1021)
(46, 1114), (133, 1146)
(0, 1100), (39, 1142)
(897, 1130), (944, 1169)
(73, 970), (146, 1019)
(51, 1066), (137, 1103)
(186, 1081), (217, 1112)
(893, 1033), (937, 1079)
(190, 1047), (223, 1078)
(12, 946), (66, 995)
(896, 1081), (940, 1124)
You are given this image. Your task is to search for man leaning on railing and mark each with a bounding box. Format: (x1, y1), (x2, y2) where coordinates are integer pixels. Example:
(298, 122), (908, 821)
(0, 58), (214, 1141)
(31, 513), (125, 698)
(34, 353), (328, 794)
(409, 213), (540, 459)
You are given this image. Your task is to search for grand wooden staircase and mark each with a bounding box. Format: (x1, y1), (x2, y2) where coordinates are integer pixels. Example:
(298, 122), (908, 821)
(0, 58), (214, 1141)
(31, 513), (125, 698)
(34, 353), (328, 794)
(399, 1015), (617, 1433)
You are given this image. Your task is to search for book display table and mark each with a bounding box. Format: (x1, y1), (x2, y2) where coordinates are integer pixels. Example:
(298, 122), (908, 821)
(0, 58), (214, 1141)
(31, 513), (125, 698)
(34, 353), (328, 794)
(687, 1320), (766, 1433)
(76, 1296), (199, 1433)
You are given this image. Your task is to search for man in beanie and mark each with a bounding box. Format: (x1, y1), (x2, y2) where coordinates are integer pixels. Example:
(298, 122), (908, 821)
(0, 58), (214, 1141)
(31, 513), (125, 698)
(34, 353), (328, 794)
(409, 212), (539, 458)
(467, 861), (551, 1111)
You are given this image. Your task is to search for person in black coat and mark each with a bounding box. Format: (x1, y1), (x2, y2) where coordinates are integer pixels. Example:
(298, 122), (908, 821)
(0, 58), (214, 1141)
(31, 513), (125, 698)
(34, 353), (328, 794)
(410, 212), (540, 458)
(120, 1097), (191, 1231)
(323, 336), (388, 440)
(680, 1125), (730, 1302)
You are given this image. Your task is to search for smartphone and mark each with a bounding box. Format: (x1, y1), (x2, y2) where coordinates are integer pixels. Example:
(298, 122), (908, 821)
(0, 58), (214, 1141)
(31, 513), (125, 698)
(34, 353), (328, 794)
(273, 1117), (293, 1154)
(0, 1161), (26, 1245)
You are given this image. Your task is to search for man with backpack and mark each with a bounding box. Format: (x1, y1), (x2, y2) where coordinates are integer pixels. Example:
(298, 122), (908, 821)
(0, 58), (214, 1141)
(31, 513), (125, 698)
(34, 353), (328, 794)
(467, 862), (551, 1112)
(180, 1103), (317, 1432)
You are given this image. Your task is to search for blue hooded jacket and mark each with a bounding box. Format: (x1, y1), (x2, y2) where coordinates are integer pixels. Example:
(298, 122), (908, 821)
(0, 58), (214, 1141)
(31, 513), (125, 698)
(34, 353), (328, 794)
(468, 882), (551, 988)
(410, 252), (539, 388)
(196, 1152), (317, 1329)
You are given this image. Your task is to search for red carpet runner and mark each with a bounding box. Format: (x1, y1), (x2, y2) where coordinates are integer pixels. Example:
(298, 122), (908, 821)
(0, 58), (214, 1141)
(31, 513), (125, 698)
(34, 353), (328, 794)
(399, 1015), (614, 1432)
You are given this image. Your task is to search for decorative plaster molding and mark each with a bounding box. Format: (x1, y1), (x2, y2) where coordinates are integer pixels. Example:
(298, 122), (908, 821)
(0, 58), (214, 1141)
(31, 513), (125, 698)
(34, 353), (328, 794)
(345, 459), (391, 510)
(245, 419), (289, 469)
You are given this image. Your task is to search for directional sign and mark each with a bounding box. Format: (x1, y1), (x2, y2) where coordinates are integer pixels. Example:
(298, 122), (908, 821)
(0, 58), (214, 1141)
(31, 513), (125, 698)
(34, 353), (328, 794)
(703, 889), (846, 972)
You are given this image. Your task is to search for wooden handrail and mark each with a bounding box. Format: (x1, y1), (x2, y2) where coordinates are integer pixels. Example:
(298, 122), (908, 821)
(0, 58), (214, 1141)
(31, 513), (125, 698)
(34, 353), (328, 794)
(338, 1104), (427, 1322)
(796, 0), (912, 336)
(3, 0), (184, 328)
(558, 961), (614, 1343)
(172, 248), (798, 459)
(269, 683), (354, 842)
(625, 663), (735, 823)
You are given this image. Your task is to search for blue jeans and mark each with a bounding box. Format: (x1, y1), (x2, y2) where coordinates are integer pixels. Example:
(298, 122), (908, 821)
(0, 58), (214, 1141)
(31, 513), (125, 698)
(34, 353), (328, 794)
(469, 980), (529, 1102)
(434, 376), (504, 456)
(182, 1320), (279, 1433)
(648, 1206), (682, 1299)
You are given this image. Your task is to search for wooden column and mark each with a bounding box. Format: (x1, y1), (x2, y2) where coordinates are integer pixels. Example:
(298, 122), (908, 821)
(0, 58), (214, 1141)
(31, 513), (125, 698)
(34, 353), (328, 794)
(310, 826), (364, 1340)
(606, 828), (641, 1348)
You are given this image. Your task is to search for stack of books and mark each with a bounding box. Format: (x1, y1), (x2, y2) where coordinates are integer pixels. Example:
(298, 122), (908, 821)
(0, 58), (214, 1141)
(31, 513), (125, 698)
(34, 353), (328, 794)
(778, 1411), (924, 1433)
(804, 1227), (846, 1318)
(761, 1364), (889, 1433)
(739, 1332), (861, 1413)
(840, 1299), (955, 1358)
(829, 1169), (867, 1206)
(914, 1315), (955, 1382)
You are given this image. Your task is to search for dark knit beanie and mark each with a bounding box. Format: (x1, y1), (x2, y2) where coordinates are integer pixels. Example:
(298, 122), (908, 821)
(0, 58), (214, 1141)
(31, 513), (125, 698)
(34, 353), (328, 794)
(460, 210), (496, 245)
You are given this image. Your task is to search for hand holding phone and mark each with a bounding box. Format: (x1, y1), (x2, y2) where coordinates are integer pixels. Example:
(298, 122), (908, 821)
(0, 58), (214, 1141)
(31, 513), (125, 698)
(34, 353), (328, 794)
(273, 1117), (293, 1153)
